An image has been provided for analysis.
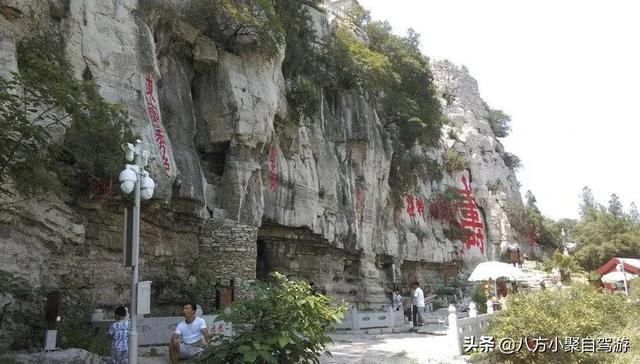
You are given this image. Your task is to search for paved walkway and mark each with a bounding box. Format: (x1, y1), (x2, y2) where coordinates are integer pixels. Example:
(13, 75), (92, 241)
(2, 330), (465, 363)
(320, 332), (467, 364)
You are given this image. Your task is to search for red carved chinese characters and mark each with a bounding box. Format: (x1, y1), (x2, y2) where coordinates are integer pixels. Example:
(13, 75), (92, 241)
(268, 145), (278, 191)
(406, 196), (416, 217)
(458, 176), (485, 254)
(89, 177), (113, 201)
(144, 74), (171, 175)
(415, 197), (425, 217)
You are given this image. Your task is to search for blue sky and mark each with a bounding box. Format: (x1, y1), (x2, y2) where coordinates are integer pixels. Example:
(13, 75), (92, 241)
(358, 0), (640, 220)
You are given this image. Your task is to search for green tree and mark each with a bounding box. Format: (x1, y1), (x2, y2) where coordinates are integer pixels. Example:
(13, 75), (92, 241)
(201, 272), (347, 363)
(573, 206), (640, 270)
(579, 186), (597, 219)
(608, 193), (623, 218)
(629, 202), (640, 224)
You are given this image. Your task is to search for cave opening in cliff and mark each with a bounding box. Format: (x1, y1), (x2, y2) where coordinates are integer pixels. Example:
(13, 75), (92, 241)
(197, 141), (230, 184)
(256, 238), (271, 280)
(255, 223), (360, 300)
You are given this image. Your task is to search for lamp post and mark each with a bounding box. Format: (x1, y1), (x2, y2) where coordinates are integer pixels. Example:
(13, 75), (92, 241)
(119, 140), (154, 364)
(616, 263), (629, 296)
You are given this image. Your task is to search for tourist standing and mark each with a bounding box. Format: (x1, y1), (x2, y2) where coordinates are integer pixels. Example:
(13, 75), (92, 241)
(108, 306), (129, 364)
(411, 282), (425, 327)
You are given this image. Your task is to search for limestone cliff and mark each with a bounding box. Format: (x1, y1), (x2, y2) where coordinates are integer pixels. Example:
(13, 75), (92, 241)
(0, 0), (544, 349)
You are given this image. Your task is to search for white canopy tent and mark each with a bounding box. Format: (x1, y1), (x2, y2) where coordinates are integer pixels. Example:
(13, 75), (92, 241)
(601, 271), (638, 283)
(468, 261), (522, 282)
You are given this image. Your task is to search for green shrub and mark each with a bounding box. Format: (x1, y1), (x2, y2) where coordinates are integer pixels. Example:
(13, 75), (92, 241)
(471, 284), (488, 314)
(388, 149), (443, 207)
(442, 148), (467, 175)
(502, 152), (521, 170)
(428, 186), (465, 224)
(443, 224), (471, 242)
(286, 78), (321, 121)
(484, 102), (511, 138)
(327, 26), (399, 92)
(201, 272), (347, 363)
(487, 284), (638, 363)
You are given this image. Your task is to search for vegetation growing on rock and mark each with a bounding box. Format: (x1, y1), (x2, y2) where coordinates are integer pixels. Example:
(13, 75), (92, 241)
(0, 30), (132, 201)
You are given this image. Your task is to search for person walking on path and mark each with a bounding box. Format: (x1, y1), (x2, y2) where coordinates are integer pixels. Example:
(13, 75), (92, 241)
(169, 303), (213, 364)
(108, 306), (129, 364)
(411, 282), (425, 327)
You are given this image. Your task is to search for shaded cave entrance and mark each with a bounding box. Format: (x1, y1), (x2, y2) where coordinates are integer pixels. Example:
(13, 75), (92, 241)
(255, 223), (360, 300)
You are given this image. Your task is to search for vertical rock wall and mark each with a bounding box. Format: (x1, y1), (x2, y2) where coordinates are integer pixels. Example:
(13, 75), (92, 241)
(0, 0), (536, 349)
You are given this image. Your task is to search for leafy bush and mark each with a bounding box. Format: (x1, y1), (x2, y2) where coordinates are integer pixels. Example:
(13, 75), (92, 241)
(441, 148), (467, 175)
(286, 78), (321, 121)
(487, 284), (639, 363)
(201, 272), (347, 363)
(471, 284), (488, 314)
(327, 26), (398, 92)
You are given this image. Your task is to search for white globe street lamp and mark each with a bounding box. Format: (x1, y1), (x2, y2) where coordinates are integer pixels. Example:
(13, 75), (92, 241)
(118, 140), (154, 364)
(616, 263), (629, 296)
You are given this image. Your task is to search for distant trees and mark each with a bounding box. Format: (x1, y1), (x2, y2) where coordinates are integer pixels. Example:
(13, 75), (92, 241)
(573, 186), (640, 270)
(505, 190), (563, 248)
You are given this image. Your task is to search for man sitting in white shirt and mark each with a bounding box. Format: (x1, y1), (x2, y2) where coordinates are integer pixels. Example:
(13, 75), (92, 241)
(169, 303), (213, 364)
(411, 282), (425, 327)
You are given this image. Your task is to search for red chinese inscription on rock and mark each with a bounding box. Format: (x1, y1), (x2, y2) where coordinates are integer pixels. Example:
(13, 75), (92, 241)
(416, 197), (425, 217)
(406, 196), (416, 217)
(143, 74), (171, 176)
(457, 176), (485, 254)
(268, 145), (278, 191)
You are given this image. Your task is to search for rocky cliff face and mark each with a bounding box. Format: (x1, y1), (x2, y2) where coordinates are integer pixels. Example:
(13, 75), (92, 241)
(0, 0), (539, 349)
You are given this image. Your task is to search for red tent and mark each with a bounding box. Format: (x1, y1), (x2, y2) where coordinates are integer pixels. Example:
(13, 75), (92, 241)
(596, 257), (640, 276)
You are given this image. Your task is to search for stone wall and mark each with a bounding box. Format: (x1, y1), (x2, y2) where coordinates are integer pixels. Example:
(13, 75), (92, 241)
(199, 218), (259, 299)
